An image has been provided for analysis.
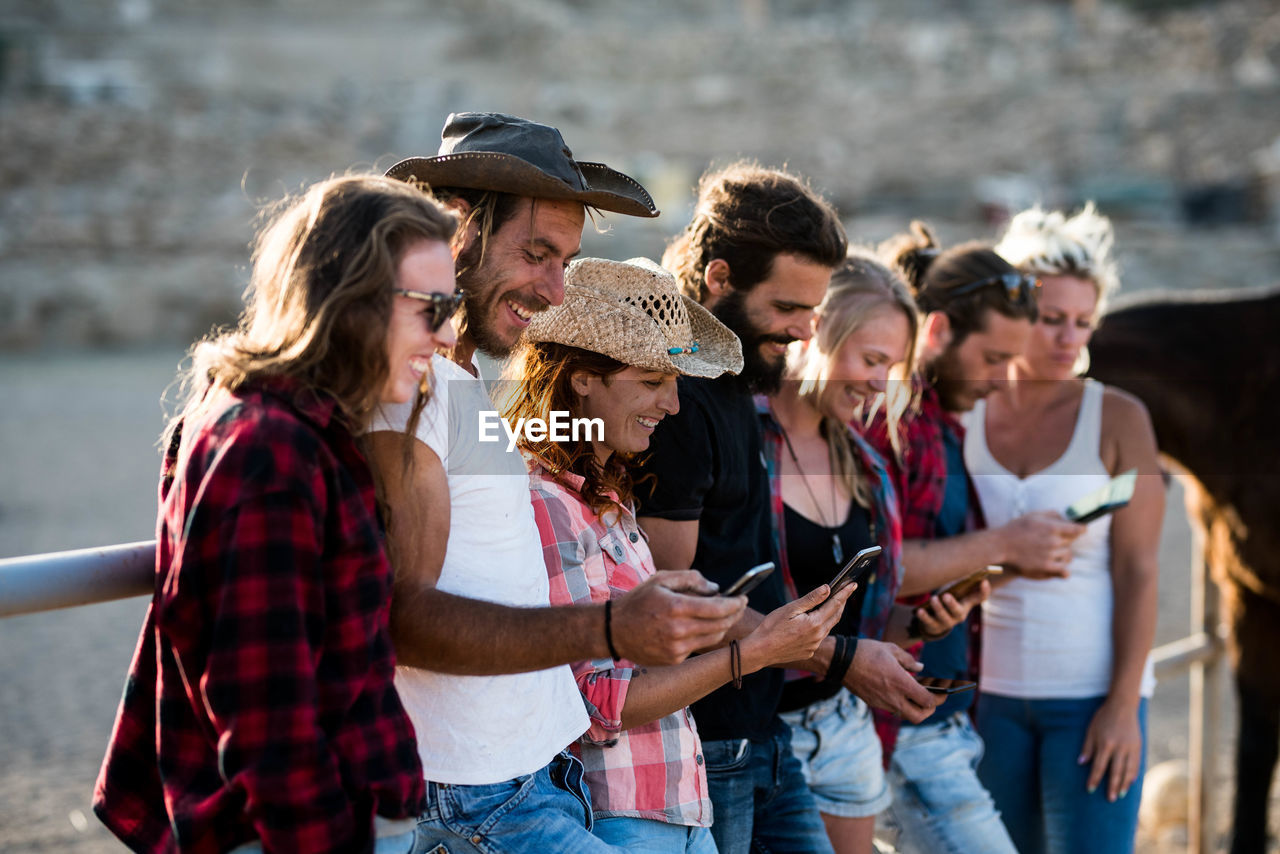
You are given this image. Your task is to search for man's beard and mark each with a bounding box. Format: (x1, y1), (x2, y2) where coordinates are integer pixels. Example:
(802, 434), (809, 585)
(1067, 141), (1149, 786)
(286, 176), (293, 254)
(926, 344), (975, 413)
(455, 241), (517, 359)
(712, 289), (791, 394)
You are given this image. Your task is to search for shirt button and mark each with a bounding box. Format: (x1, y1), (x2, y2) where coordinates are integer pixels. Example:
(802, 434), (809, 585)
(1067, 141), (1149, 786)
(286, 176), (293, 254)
(471, 835), (483, 844)
(696, 754), (704, 765)
(629, 532), (639, 542)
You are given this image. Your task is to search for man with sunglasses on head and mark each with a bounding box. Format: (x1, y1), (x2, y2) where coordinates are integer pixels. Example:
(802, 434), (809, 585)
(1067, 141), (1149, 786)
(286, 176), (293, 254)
(364, 113), (746, 854)
(866, 224), (1087, 854)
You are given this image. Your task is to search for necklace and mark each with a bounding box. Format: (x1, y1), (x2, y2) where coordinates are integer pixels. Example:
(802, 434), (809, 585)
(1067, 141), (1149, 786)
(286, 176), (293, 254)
(778, 422), (846, 565)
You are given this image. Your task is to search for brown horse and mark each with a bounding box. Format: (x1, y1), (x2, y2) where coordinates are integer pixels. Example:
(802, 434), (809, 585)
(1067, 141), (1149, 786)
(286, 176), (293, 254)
(1087, 283), (1280, 854)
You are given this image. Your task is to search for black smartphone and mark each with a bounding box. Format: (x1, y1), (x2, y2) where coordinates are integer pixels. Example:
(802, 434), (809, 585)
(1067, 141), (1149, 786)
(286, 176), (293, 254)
(916, 676), (978, 695)
(806, 546), (882, 612)
(1064, 469), (1137, 524)
(721, 562), (776, 597)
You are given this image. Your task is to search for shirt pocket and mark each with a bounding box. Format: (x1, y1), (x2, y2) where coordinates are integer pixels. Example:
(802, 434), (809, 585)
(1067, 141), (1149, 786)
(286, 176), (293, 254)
(598, 529), (629, 568)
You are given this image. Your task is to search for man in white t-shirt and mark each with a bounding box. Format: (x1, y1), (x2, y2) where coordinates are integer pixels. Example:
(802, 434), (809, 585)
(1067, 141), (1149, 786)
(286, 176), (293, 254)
(365, 113), (746, 853)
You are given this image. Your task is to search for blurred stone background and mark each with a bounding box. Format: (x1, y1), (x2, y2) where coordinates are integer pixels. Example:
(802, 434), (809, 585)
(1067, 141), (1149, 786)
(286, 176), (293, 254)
(1, 0), (1278, 851)
(0, 0), (1278, 351)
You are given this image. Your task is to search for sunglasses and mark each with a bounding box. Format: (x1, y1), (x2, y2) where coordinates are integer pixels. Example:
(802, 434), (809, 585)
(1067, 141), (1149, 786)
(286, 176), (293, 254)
(394, 288), (465, 333)
(946, 273), (1040, 305)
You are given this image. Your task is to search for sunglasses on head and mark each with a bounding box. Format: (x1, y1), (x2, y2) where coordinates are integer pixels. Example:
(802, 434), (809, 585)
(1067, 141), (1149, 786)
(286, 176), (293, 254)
(947, 273), (1040, 305)
(394, 288), (465, 332)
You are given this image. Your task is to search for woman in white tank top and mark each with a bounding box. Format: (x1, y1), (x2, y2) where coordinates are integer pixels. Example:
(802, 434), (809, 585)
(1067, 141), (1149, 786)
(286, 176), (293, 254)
(964, 205), (1163, 854)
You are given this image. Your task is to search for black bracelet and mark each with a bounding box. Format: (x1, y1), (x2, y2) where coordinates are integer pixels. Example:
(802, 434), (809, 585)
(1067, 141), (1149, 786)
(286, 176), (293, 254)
(604, 599), (622, 660)
(730, 639), (743, 689)
(823, 635), (856, 686)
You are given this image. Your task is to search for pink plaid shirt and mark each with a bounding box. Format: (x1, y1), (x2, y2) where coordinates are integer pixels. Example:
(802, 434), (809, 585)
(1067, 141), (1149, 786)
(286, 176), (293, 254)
(528, 463), (712, 827)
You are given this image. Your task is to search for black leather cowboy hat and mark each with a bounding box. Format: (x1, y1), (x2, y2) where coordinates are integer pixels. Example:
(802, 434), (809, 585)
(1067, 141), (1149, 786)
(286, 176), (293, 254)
(385, 112), (658, 218)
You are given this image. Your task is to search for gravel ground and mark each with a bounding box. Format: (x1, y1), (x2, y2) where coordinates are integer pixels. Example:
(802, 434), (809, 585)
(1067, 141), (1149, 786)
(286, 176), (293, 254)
(0, 348), (1271, 852)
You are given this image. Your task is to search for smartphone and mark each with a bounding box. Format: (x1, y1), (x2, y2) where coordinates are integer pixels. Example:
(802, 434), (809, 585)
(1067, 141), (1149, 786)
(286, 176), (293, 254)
(721, 562), (776, 597)
(916, 676), (978, 695)
(829, 546), (882, 597)
(1064, 469), (1138, 524)
(805, 545), (882, 612)
(937, 565), (1002, 600)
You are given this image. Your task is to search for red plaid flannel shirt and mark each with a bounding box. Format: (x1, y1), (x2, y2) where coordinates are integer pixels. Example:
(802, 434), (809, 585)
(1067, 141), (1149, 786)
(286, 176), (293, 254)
(866, 384), (984, 757)
(94, 377), (424, 854)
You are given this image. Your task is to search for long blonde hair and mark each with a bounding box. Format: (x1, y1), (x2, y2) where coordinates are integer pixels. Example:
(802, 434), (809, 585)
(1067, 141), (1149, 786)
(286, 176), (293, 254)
(168, 174), (457, 442)
(787, 250), (920, 494)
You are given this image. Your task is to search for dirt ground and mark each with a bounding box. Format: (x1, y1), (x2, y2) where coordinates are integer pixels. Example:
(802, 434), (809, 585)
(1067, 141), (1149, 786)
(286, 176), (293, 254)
(0, 349), (1274, 852)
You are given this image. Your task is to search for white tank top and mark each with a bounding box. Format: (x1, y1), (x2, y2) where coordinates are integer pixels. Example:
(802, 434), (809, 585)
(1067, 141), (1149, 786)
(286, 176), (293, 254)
(964, 379), (1156, 699)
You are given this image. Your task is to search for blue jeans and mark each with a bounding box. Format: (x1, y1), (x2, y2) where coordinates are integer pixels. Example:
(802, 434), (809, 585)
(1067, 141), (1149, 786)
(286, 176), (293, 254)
(702, 716), (834, 854)
(411, 751), (617, 854)
(592, 816), (719, 853)
(883, 711), (1017, 854)
(977, 694), (1149, 854)
(781, 690), (891, 819)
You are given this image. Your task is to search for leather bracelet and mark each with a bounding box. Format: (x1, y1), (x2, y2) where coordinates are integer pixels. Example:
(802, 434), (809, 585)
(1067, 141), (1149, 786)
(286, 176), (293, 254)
(730, 639), (743, 689)
(604, 599), (622, 660)
(823, 635), (856, 686)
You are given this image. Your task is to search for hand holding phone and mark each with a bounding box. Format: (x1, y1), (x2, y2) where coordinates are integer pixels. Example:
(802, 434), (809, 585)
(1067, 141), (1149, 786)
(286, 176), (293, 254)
(721, 562), (775, 597)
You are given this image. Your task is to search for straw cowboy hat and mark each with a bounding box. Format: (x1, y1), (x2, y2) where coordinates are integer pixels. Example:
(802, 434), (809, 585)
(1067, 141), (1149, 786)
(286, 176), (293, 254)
(385, 112), (658, 218)
(527, 257), (743, 379)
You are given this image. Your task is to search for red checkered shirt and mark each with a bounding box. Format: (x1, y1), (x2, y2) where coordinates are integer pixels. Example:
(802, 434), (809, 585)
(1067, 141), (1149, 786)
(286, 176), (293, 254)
(528, 463), (713, 828)
(93, 377), (424, 854)
(867, 383), (985, 754)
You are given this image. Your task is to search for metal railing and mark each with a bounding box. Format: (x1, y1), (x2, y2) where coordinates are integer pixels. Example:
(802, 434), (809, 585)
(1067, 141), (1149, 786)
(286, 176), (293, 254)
(1, 534), (1229, 851)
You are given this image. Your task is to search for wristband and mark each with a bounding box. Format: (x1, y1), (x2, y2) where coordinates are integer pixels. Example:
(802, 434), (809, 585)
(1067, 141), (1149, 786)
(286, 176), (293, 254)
(730, 639), (743, 689)
(823, 635), (856, 686)
(604, 599), (622, 660)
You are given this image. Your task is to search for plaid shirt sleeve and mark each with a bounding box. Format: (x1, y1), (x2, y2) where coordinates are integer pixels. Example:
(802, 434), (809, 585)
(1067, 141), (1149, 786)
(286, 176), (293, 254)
(529, 473), (634, 743)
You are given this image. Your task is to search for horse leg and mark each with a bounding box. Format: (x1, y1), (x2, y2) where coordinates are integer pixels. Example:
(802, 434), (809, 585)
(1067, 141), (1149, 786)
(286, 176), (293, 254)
(1230, 672), (1280, 854)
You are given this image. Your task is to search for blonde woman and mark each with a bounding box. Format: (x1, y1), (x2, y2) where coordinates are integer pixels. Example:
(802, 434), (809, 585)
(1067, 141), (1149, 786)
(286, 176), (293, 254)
(765, 252), (979, 854)
(968, 204), (1162, 854)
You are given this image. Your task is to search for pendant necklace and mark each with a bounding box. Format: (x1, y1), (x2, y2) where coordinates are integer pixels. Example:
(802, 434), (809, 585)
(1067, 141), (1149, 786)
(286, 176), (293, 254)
(778, 423), (846, 565)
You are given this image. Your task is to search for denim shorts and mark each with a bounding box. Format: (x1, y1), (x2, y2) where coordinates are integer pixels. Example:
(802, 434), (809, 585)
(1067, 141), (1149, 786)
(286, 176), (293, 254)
(780, 689), (892, 819)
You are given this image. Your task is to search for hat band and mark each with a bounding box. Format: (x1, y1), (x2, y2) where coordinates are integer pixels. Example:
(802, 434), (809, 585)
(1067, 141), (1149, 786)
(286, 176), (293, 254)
(667, 342), (701, 355)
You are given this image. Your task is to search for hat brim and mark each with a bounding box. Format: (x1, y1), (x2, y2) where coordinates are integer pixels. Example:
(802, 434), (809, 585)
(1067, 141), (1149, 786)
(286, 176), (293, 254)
(386, 153), (658, 218)
(528, 290), (743, 379)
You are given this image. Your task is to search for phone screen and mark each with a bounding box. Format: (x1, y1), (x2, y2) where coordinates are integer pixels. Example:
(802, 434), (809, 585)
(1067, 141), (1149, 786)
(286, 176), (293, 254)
(916, 676), (978, 695)
(1064, 469), (1137, 524)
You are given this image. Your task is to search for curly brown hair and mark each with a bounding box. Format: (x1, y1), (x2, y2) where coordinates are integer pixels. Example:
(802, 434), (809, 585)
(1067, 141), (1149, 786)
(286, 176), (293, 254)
(662, 161), (847, 302)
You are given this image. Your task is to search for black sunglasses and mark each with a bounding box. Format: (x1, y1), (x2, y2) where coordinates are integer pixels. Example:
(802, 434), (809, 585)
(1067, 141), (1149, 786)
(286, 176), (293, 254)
(394, 288), (464, 333)
(946, 273), (1040, 305)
